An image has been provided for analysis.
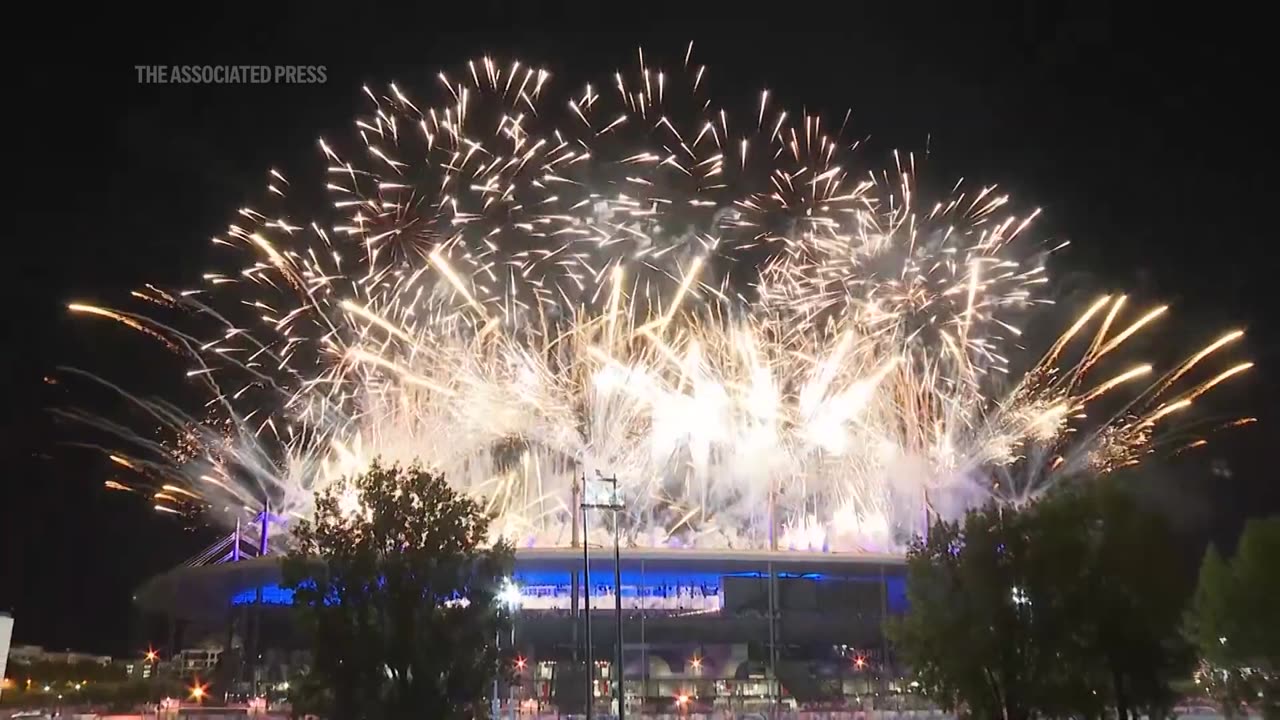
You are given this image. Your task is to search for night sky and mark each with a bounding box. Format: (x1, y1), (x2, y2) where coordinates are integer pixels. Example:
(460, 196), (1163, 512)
(3, 5), (1276, 656)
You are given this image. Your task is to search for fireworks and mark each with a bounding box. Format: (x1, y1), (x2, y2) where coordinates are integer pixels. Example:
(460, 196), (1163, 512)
(66, 47), (1252, 554)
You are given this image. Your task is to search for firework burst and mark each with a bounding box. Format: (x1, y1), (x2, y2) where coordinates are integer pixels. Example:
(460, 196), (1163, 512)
(67, 47), (1251, 554)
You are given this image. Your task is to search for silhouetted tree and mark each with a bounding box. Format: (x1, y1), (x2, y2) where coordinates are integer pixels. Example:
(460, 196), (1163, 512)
(283, 460), (514, 720)
(1073, 483), (1194, 720)
(1190, 516), (1280, 719)
(893, 483), (1193, 720)
(891, 503), (1060, 720)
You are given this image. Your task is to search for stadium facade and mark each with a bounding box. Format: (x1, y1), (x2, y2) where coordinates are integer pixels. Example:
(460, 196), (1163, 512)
(134, 521), (907, 713)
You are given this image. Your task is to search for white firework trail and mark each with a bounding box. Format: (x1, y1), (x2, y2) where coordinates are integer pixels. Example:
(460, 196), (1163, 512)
(64, 48), (1252, 554)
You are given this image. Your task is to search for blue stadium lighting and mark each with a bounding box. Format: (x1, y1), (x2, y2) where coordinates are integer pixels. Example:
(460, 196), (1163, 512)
(232, 585), (296, 606)
(230, 569), (908, 610)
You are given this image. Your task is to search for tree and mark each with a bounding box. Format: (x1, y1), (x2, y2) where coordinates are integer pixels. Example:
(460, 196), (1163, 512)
(1191, 545), (1235, 666)
(1190, 516), (1280, 719)
(286, 668), (333, 720)
(1071, 483), (1195, 720)
(282, 460), (515, 720)
(891, 504), (1061, 720)
(892, 483), (1193, 720)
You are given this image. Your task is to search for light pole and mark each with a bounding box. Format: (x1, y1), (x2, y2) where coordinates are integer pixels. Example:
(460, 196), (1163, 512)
(581, 473), (625, 720)
(509, 617), (518, 720)
(492, 624), (500, 720)
(582, 497), (593, 720)
(496, 579), (522, 719)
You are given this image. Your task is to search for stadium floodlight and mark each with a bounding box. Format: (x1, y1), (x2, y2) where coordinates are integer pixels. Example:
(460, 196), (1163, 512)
(497, 578), (523, 610)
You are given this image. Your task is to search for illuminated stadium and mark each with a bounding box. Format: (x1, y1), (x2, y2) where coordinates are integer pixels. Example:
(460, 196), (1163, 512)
(84, 46), (1249, 714)
(134, 514), (907, 712)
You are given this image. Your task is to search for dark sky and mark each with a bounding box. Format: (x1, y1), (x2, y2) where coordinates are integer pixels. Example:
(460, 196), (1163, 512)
(2, 4), (1276, 656)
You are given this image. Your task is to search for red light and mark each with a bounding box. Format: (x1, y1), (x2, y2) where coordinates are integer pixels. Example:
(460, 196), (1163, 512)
(854, 656), (867, 670)
(514, 656), (527, 671)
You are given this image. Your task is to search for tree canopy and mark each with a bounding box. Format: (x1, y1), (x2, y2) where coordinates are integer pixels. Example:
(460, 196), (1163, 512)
(282, 460), (515, 720)
(1190, 516), (1280, 719)
(891, 482), (1193, 720)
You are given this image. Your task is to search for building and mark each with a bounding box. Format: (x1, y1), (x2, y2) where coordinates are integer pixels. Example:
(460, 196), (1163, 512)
(121, 658), (156, 681)
(4, 644), (113, 667)
(0, 612), (12, 700)
(175, 647), (224, 674)
(134, 545), (907, 712)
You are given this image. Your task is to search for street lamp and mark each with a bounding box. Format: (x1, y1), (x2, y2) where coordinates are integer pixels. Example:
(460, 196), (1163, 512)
(581, 472), (625, 720)
(498, 579), (523, 610)
(513, 656), (527, 717)
(495, 578), (522, 720)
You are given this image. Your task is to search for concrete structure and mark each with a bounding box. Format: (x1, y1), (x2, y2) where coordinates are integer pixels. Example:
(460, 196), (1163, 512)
(134, 547), (907, 712)
(175, 647), (224, 674)
(0, 612), (12, 699)
(4, 644), (113, 667)
(122, 658), (157, 680)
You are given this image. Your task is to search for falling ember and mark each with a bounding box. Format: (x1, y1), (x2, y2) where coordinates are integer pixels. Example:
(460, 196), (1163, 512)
(1174, 439), (1210, 455)
(62, 49), (1252, 553)
(68, 303), (181, 352)
(109, 455), (141, 471)
(162, 484), (204, 500)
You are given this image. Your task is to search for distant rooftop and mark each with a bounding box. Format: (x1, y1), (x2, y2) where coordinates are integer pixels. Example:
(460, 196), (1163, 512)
(6, 644), (114, 665)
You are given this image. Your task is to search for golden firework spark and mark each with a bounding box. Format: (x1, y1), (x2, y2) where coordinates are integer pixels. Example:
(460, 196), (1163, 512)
(63, 49), (1252, 554)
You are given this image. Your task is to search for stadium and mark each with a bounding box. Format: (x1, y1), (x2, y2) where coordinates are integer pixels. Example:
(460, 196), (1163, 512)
(81, 43), (1253, 717)
(133, 514), (908, 713)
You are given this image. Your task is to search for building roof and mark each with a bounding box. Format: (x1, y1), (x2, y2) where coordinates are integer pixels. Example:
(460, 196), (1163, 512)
(134, 548), (906, 622)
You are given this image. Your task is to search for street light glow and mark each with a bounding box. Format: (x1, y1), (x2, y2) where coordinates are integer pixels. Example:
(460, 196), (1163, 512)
(497, 578), (523, 609)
